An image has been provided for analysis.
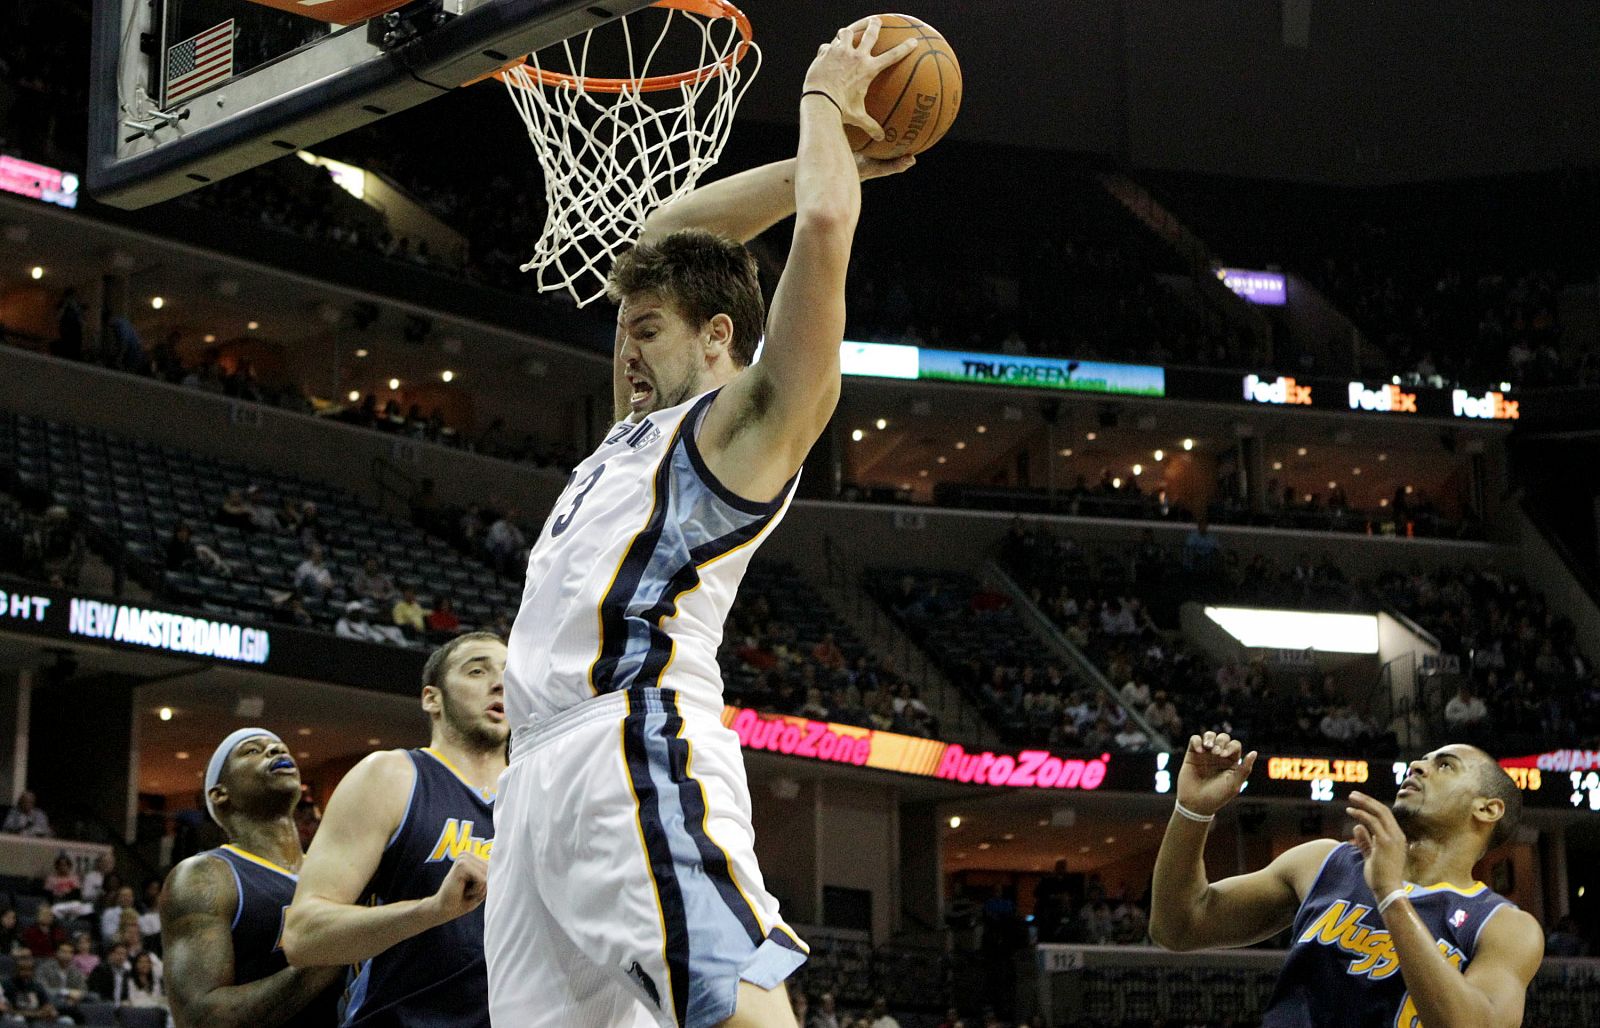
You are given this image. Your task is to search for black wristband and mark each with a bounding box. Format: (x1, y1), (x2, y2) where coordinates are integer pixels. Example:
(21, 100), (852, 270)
(801, 90), (843, 115)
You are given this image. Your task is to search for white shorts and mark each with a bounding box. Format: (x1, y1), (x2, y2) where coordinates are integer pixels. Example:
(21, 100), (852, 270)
(486, 687), (807, 1028)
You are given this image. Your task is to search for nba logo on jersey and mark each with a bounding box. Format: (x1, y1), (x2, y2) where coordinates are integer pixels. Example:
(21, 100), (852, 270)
(1450, 909), (1469, 929)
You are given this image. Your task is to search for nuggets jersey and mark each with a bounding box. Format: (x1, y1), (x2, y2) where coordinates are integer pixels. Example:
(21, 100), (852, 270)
(207, 844), (341, 1028)
(342, 749), (495, 1028)
(1263, 842), (1514, 1027)
(505, 387), (797, 729)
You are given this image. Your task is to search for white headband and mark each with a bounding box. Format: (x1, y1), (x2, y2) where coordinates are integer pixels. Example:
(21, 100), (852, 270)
(204, 727), (283, 826)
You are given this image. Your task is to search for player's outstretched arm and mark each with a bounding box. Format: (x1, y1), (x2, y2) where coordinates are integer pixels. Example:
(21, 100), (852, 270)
(284, 750), (485, 966)
(161, 855), (344, 1028)
(1346, 792), (1543, 1026)
(698, 19), (918, 501)
(638, 155), (913, 247)
(1149, 731), (1336, 951)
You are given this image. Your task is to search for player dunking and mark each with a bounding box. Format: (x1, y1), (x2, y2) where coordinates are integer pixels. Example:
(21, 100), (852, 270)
(160, 729), (344, 1028)
(485, 18), (921, 1028)
(283, 633), (508, 1027)
(1149, 732), (1544, 1026)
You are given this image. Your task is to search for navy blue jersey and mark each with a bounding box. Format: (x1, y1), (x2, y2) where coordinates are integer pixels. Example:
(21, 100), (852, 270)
(1263, 842), (1514, 1027)
(342, 748), (495, 1028)
(207, 845), (341, 1028)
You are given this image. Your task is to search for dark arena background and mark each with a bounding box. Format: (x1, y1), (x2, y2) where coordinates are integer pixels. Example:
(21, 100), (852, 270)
(3, 0), (1600, 1025)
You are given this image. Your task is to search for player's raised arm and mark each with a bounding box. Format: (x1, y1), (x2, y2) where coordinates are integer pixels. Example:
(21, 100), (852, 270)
(694, 19), (919, 501)
(1149, 731), (1336, 951)
(283, 750), (485, 966)
(161, 856), (343, 1028)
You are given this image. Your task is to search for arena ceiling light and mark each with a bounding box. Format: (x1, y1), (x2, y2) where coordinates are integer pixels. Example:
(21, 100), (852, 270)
(1204, 607), (1379, 653)
(29, 266), (43, 279)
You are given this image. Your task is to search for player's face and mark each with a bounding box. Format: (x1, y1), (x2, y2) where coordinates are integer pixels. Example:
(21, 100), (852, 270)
(1393, 745), (1481, 828)
(614, 292), (710, 422)
(215, 735), (301, 818)
(436, 638), (509, 753)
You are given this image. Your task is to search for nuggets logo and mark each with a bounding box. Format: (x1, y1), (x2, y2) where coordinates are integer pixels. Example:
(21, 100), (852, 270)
(1300, 901), (1402, 979)
(426, 818), (493, 863)
(1302, 901), (1467, 1026)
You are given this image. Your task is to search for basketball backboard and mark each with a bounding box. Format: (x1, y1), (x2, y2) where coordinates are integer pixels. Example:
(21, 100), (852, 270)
(88, 0), (654, 209)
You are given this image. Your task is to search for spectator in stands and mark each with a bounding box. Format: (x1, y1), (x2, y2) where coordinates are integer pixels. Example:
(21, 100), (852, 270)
(1144, 692), (1183, 740)
(4, 953), (71, 1024)
(100, 886), (137, 945)
(809, 991), (841, 1028)
(215, 489), (255, 532)
(296, 502), (326, 548)
(392, 587), (427, 637)
(292, 545), (335, 597)
(425, 597), (461, 636)
(335, 601), (405, 645)
(52, 289), (83, 363)
(21, 903), (66, 958)
(80, 854), (113, 908)
(164, 522), (229, 577)
(34, 509), (84, 588)
(42, 856), (78, 902)
(0, 908), (19, 955)
(352, 557), (399, 606)
(35, 941), (86, 1008)
(244, 486), (279, 532)
(867, 996), (900, 1028)
(1444, 684), (1489, 736)
(3, 791), (51, 837)
(137, 880), (161, 944)
(1182, 517), (1221, 578)
(86, 942), (128, 1004)
(123, 951), (166, 1013)
(811, 632), (846, 672)
(485, 509), (527, 576)
(274, 497), (303, 534)
(68, 933), (97, 978)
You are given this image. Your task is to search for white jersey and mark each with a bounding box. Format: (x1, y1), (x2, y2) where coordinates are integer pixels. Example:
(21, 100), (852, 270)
(505, 387), (797, 730)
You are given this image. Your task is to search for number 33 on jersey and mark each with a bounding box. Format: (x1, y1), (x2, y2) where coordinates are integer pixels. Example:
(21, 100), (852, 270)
(506, 388), (800, 726)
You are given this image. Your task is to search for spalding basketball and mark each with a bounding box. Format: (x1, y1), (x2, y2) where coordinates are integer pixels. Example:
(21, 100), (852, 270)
(842, 14), (962, 160)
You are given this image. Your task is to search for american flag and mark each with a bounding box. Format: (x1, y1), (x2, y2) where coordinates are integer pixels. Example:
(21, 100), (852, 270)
(164, 19), (235, 108)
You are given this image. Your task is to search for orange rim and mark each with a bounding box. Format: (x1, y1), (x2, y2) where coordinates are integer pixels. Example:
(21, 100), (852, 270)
(491, 0), (754, 94)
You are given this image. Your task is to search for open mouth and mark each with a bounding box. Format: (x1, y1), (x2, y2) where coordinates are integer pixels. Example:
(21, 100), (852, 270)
(270, 757), (296, 773)
(627, 377), (654, 409)
(1398, 777), (1421, 795)
(487, 702), (505, 722)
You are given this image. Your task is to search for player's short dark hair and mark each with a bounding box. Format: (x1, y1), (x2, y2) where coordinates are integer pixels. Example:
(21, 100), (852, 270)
(607, 230), (765, 368)
(422, 632), (504, 696)
(1467, 746), (1522, 851)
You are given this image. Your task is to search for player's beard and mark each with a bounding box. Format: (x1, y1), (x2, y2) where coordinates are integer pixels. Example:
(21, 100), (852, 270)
(439, 686), (506, 755)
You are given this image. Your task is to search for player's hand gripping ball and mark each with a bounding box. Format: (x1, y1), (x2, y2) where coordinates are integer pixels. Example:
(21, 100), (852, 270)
(841, 14), (962, 160)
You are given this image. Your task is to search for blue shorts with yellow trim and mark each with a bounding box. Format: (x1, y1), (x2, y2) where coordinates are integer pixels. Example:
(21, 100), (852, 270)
(486, 687), (807, 1028)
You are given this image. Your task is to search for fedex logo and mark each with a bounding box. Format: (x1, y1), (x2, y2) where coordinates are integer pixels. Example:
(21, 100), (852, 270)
(1347, 382), (1417, 413)
(1243, 374), (1311, 406)
(1451, 389), (1519, 420)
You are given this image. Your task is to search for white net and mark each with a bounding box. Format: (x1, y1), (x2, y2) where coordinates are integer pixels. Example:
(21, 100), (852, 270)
(501, 3), (761, 306)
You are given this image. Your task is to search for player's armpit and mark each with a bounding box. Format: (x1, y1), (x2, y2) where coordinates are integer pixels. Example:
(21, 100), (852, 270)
(1458, 907), (1544, 1027)
(1157, 838), (1336, 951)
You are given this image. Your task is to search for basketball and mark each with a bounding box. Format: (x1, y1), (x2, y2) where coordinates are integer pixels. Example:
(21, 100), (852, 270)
(842, 14), (962, 160)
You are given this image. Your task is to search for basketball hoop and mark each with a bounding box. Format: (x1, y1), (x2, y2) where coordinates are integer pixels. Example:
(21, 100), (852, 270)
(493, 0), (760, 306)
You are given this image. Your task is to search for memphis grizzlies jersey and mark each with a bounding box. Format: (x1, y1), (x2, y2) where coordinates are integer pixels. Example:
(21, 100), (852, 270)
(342, 749), (494, 1028)
(1263, 842), (1514, 1027)
(505, 387), (797, 727)
(206, 845), (341, 1028)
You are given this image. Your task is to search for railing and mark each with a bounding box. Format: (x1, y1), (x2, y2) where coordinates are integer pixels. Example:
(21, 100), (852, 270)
(984, 559), (1171, 752)
(1024, 944), (1600, 1027)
